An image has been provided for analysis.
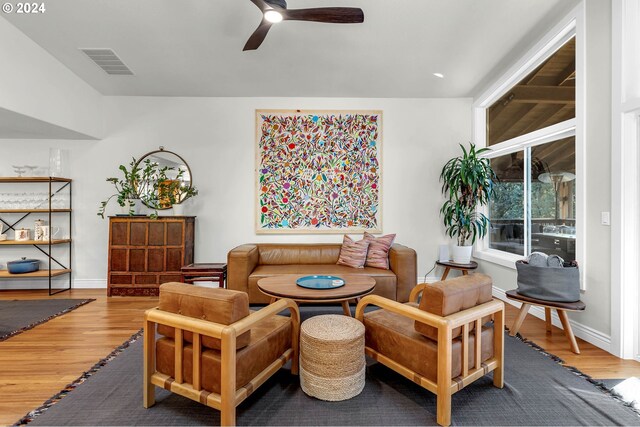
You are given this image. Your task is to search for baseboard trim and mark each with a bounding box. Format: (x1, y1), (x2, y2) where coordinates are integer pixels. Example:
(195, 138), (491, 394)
(492, 286), (612, 353)
(73, 279), (107, 289)
(0, 279), (107, 291)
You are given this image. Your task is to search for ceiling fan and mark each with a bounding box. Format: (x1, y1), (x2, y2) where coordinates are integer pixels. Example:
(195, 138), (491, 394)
(243, 0), (364, 51)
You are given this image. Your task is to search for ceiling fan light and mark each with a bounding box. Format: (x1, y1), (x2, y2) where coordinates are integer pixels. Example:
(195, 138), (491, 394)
(264, 10), (283, 23)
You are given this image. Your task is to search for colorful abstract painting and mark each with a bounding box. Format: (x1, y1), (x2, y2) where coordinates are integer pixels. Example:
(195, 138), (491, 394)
(256, 110), (382, 234)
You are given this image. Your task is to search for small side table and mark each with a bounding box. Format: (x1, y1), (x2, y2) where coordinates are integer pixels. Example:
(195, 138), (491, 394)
(506, 289), (586, 354)
(436, 260), (478, 280)
(181, 263), (227, 288)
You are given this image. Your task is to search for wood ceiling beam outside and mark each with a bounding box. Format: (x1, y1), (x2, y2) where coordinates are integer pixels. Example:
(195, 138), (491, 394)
(488, 37), (575, 146)
(510, 85), (575, 104)
(490, 104), (536, 145)
(524, 62), (547, 84)
(542, 104), (576, 127)
(490, 82), (573, 125)
(491, 102), (575, 148)
(555, 59), (576, 86)
(518, 104), (565, 136)
(488, 92), (514, 122)
(531, 138), (575, 172)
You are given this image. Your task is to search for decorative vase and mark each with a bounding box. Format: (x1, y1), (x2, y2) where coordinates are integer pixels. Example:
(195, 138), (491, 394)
(451, 245), (472, 264)
(172, 203), (185, 216)
(49, 148), (68, 177)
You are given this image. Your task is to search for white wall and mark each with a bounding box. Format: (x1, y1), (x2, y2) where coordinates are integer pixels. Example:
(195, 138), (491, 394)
(477, 0), (613, 349)
(0, 17), (103, 139)
(0, 97), (471, 288)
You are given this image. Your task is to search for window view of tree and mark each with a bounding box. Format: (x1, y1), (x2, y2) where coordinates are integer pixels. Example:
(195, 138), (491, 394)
(489, 153), (524, 255)
(530, 183), (556, 218)
(492, 182), (524, 219)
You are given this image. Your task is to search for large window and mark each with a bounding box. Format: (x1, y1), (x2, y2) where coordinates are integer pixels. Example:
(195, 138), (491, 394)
(488, 137), (576, 261)
(475, 25), (581, 266)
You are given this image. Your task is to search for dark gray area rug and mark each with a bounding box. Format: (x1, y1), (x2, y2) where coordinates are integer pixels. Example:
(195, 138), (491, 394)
(18, 306), (640, 426)
(0, 299), (94, 341)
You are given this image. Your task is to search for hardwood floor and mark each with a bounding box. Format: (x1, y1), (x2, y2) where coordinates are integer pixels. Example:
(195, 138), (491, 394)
(0, 289), (157, 426)
(1, 289), (639, 426)
(504, 302), (640, 379)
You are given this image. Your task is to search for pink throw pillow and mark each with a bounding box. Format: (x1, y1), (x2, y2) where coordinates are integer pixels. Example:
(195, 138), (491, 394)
(363, 232), (396, 269)
(337, 235), (370, 269)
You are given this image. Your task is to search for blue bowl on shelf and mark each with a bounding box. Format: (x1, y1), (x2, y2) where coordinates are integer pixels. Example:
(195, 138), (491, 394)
(7, 257), (40, 274)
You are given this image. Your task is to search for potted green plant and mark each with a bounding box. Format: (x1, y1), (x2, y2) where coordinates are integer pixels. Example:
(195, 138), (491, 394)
(440, 143), (497, 264)
(135, 158), (175, 212)
(98, 158), (142, 218)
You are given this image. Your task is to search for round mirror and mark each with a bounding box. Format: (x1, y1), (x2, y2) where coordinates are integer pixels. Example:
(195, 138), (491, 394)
(134, 147), (192, 210)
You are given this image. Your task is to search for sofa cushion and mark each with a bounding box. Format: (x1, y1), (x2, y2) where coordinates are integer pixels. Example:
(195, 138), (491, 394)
(157, 282), (251, 350)
(156, 314), (292, 394)
(363, 232), (396, 269)
(337, 235), (370, 268)
(257, 244), (341, 265)
(415, 274), (493, 341)
(364, 305), (494, 382)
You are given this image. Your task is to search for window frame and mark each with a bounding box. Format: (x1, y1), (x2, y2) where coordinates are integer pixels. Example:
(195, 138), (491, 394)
(471, 3), (586, 290)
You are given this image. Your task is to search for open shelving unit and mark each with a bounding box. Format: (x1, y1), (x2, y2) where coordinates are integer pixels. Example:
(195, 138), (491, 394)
(0, 177), (72, 295)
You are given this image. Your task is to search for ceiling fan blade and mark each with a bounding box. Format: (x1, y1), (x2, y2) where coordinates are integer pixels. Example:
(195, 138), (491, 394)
(243, 19), (273, 51)
(249, 0), (270, 13)
(283, 7), (364, 24)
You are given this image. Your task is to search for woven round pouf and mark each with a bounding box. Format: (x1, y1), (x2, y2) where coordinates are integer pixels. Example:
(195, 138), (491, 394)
(299, 314), (365, 401)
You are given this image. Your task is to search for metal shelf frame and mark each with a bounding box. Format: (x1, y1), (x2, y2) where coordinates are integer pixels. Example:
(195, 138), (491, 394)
(0, 177), (72, 295)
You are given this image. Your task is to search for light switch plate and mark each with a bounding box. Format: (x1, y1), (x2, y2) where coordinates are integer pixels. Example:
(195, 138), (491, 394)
(601, 211), (610, 226)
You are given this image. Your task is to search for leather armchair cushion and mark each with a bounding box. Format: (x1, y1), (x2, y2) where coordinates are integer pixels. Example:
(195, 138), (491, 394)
(156, 314), (292, 394)
(257, 244), (342, 265)
(157, 282), (251, 350)
(250, 264), (397, 279)
(415, 274), (493, 341)
(364, 304), (494, 382)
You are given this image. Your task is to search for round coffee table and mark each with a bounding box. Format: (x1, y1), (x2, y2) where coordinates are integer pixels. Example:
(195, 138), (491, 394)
(257, 274), (376, 316)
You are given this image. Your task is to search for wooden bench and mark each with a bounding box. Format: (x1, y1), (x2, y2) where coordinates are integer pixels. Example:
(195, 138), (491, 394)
(506, 289), (586, 354)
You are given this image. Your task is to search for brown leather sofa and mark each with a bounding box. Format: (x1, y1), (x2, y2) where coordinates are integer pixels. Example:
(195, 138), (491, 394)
(227, 243), (417, 303)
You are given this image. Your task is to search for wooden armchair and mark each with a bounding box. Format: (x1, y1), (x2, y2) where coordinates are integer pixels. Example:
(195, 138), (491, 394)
(355, 274), (504, 426)
(143, 282), (300, 426)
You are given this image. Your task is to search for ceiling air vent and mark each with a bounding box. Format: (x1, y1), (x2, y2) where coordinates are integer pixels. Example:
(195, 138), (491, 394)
(79, 48), (134, 75)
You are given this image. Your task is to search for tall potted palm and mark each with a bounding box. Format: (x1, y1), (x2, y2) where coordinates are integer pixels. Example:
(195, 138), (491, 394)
(440, 143), (497, 264)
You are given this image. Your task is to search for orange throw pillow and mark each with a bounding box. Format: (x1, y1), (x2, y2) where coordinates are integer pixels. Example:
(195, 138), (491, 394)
(337, 235), (370, 268)
(363, 232), (396, 269)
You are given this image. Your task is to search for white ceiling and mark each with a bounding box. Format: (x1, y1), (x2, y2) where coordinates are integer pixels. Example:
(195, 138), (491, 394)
(3, 0), (575, 98)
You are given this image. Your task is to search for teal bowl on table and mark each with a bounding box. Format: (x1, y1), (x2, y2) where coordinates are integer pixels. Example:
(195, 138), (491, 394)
(296, 275), (345, 290)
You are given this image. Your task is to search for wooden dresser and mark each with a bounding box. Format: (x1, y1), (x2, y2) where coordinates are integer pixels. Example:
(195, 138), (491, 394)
(107, 216), (195, 296)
